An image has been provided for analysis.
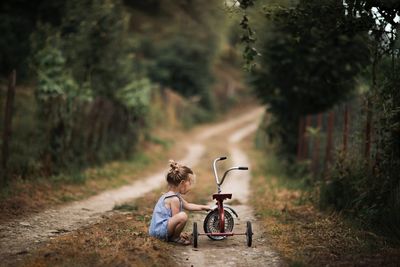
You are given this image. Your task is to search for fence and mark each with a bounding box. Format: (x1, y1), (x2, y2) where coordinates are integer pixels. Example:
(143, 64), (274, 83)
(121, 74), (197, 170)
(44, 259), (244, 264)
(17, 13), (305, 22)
(0, 71), (211, 184)
(297, 96), (375, 178)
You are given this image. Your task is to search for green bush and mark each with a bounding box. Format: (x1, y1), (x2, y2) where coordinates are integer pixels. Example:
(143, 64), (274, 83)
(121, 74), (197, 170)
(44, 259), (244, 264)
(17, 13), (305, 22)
(1, 0), (233, 183)
(16, 0), (154, 177)
(148, 35), (216, 110)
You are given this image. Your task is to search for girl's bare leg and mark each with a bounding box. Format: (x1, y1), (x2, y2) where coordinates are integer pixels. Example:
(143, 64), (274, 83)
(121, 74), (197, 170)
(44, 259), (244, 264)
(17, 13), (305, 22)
(167, 211), (188, 240)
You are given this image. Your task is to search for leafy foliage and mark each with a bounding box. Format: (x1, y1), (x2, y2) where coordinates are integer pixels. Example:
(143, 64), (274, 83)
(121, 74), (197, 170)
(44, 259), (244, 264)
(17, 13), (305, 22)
(147, 35), (216, 109)
(1, 0), (234, 180)
(128, 0), (229, 112)
(115, 78), (152, 117)
(25, 0), (154, 173)
(0, 0), (66, 77)
(242, 0), (400, 239)
(325, 0), (400, 238)
(251, 0), (370, 157)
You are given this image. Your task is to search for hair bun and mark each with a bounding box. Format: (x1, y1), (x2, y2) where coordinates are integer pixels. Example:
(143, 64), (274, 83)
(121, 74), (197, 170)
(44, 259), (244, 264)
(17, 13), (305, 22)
(166, 160), (194, 186)
(168, 159), (180, 172)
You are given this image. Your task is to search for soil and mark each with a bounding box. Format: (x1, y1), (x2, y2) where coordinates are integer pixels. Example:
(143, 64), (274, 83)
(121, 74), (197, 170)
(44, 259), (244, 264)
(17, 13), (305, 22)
(174, 124), (282, 266)
(2, 104), (395, 267)
(1, 106), (282, 266)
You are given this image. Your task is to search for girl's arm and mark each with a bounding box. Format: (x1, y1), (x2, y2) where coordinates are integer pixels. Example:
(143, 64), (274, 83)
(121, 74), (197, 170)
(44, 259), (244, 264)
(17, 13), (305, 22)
(168, 197), (181, 216)
(181, 197), (210, 211)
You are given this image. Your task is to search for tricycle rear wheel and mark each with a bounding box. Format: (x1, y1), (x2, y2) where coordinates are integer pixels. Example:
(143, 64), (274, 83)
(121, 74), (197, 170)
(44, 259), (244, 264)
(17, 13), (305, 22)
(193, 222), (198, 248)
(246, 221), (253, 247)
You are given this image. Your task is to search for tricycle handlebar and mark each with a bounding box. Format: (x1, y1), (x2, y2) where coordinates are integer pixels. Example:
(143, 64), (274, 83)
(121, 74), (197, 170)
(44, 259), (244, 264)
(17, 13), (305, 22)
(213, 157), (248, 193)
(213, 157), (226, 186)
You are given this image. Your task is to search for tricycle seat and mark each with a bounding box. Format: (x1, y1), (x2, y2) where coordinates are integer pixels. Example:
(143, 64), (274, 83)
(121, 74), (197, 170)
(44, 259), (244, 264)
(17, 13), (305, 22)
(212, 193), (232, 201)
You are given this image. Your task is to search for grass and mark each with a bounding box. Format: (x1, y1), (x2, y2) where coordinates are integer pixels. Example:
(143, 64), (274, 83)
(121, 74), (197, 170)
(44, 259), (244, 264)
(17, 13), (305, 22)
(20, 190), (174, 267)
(0, 97), (257, 225)
(244, 134), (400, 267)
(0, 139), (172, 223)
(16, 119), (237, 266)
(258, 154), (311, 191)
(113, 203), (139, 212)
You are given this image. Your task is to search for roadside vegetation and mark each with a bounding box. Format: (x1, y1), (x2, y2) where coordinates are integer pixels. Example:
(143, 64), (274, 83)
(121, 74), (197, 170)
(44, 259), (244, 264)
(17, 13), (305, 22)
(18, 116), (237, 267)
(1, 0), (399, 265)
(246, 132), (400, 266)
(0, 0), (248, 217)
(0, 0), (245, 181)
(239, 0), (400, 244)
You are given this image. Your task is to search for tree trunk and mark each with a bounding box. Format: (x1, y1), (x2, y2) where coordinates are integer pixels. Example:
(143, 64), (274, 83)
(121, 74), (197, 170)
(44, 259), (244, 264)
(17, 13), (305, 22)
(1, 70), (16, 186)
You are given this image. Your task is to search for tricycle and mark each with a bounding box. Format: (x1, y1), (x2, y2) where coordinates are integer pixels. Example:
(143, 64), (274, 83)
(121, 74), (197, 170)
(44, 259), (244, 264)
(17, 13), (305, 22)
(192, 156), (253, 248)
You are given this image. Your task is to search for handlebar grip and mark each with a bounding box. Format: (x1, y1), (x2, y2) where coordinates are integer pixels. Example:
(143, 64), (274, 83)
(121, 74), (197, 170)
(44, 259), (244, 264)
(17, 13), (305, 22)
(238, 167), (248, 170)
(219, 156), (227, 160)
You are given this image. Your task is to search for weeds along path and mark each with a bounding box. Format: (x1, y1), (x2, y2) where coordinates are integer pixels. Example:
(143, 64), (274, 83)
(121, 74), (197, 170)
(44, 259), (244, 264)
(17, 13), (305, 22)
(0, 107), (264, 263)
(175, 121), (282, 267)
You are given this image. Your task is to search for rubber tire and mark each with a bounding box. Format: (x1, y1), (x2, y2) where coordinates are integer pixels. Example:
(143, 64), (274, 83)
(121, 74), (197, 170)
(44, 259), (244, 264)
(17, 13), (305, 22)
(246, 221), (253, 247)
(193, 222), (198, 248)
(203, 209), (234, 240)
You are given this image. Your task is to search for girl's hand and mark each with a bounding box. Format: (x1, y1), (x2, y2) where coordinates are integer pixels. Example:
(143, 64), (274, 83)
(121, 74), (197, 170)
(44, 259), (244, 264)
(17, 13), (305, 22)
(180, 232), (191, 240)
(203, 205), (212, 211)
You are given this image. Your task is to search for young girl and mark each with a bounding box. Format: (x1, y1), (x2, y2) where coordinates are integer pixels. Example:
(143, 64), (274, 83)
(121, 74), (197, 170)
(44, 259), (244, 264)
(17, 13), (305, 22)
(149, 160), (210, 245)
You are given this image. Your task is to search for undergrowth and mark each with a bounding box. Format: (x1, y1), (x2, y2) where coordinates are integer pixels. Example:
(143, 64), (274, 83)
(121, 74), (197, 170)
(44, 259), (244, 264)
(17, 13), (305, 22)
(248, 132), (400, 266)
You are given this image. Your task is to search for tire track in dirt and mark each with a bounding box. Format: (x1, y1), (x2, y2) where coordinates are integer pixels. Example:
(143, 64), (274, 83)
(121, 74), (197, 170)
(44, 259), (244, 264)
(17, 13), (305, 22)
(0, 108), (264, 264)
(175, 120), (283, 267)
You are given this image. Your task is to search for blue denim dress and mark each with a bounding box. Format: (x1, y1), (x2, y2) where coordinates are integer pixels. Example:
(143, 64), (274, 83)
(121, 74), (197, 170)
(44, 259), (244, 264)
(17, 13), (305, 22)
(149, 192), (183, 240)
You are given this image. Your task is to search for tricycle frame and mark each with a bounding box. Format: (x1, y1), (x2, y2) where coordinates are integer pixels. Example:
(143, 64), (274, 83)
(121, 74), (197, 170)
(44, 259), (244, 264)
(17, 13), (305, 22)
(193, 156), (253, 247)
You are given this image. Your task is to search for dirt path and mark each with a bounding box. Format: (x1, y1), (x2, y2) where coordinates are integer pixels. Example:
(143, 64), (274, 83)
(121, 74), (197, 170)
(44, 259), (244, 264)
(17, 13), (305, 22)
(174, 119), (282, 267)
(0, 107), (266, 264)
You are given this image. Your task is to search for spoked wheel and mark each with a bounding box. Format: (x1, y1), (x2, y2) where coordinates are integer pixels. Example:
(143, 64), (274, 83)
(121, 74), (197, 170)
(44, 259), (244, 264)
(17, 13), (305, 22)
(203, 209), (234, 240)
(246, 221), (253, 247)
(193, 222), (198, 248)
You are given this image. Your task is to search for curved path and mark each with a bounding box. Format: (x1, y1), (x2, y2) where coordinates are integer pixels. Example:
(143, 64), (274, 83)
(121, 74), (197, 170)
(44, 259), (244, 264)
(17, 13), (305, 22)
(0, 107), (266, 264)
(175, 117), (282, 266)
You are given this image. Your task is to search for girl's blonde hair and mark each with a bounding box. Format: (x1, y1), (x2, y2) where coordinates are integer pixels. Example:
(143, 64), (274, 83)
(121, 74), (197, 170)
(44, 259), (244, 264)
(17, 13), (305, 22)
(167, 160), (194, 186)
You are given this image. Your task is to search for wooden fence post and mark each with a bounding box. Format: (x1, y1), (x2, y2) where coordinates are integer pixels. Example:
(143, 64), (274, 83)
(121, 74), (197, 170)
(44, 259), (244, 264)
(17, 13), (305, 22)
(1, 70), (16, 186)
(324, 111), (335, 174)
(303, 115), (312, 160)
(342, 104), (349, 156)
(365, 98), (372, 163)
(297, 116), (305, 161)
(312, 113), (322, 177)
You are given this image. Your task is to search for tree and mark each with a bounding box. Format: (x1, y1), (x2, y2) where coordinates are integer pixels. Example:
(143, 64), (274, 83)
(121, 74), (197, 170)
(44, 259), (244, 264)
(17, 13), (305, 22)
(0, 0), (66, 77)
(241, 0), (400, 238)
(30, 0), (153, 172)
(250, 0), (370, 158)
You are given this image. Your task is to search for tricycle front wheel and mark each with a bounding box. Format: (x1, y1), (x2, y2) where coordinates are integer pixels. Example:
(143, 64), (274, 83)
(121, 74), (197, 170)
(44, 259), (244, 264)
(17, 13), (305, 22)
(203, 209), (234, 240)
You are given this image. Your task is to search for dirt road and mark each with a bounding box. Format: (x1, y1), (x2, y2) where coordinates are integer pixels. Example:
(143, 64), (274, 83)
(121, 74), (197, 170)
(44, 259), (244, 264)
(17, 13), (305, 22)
(0, 107), (282, 266)
(175, 119), (282, 267)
